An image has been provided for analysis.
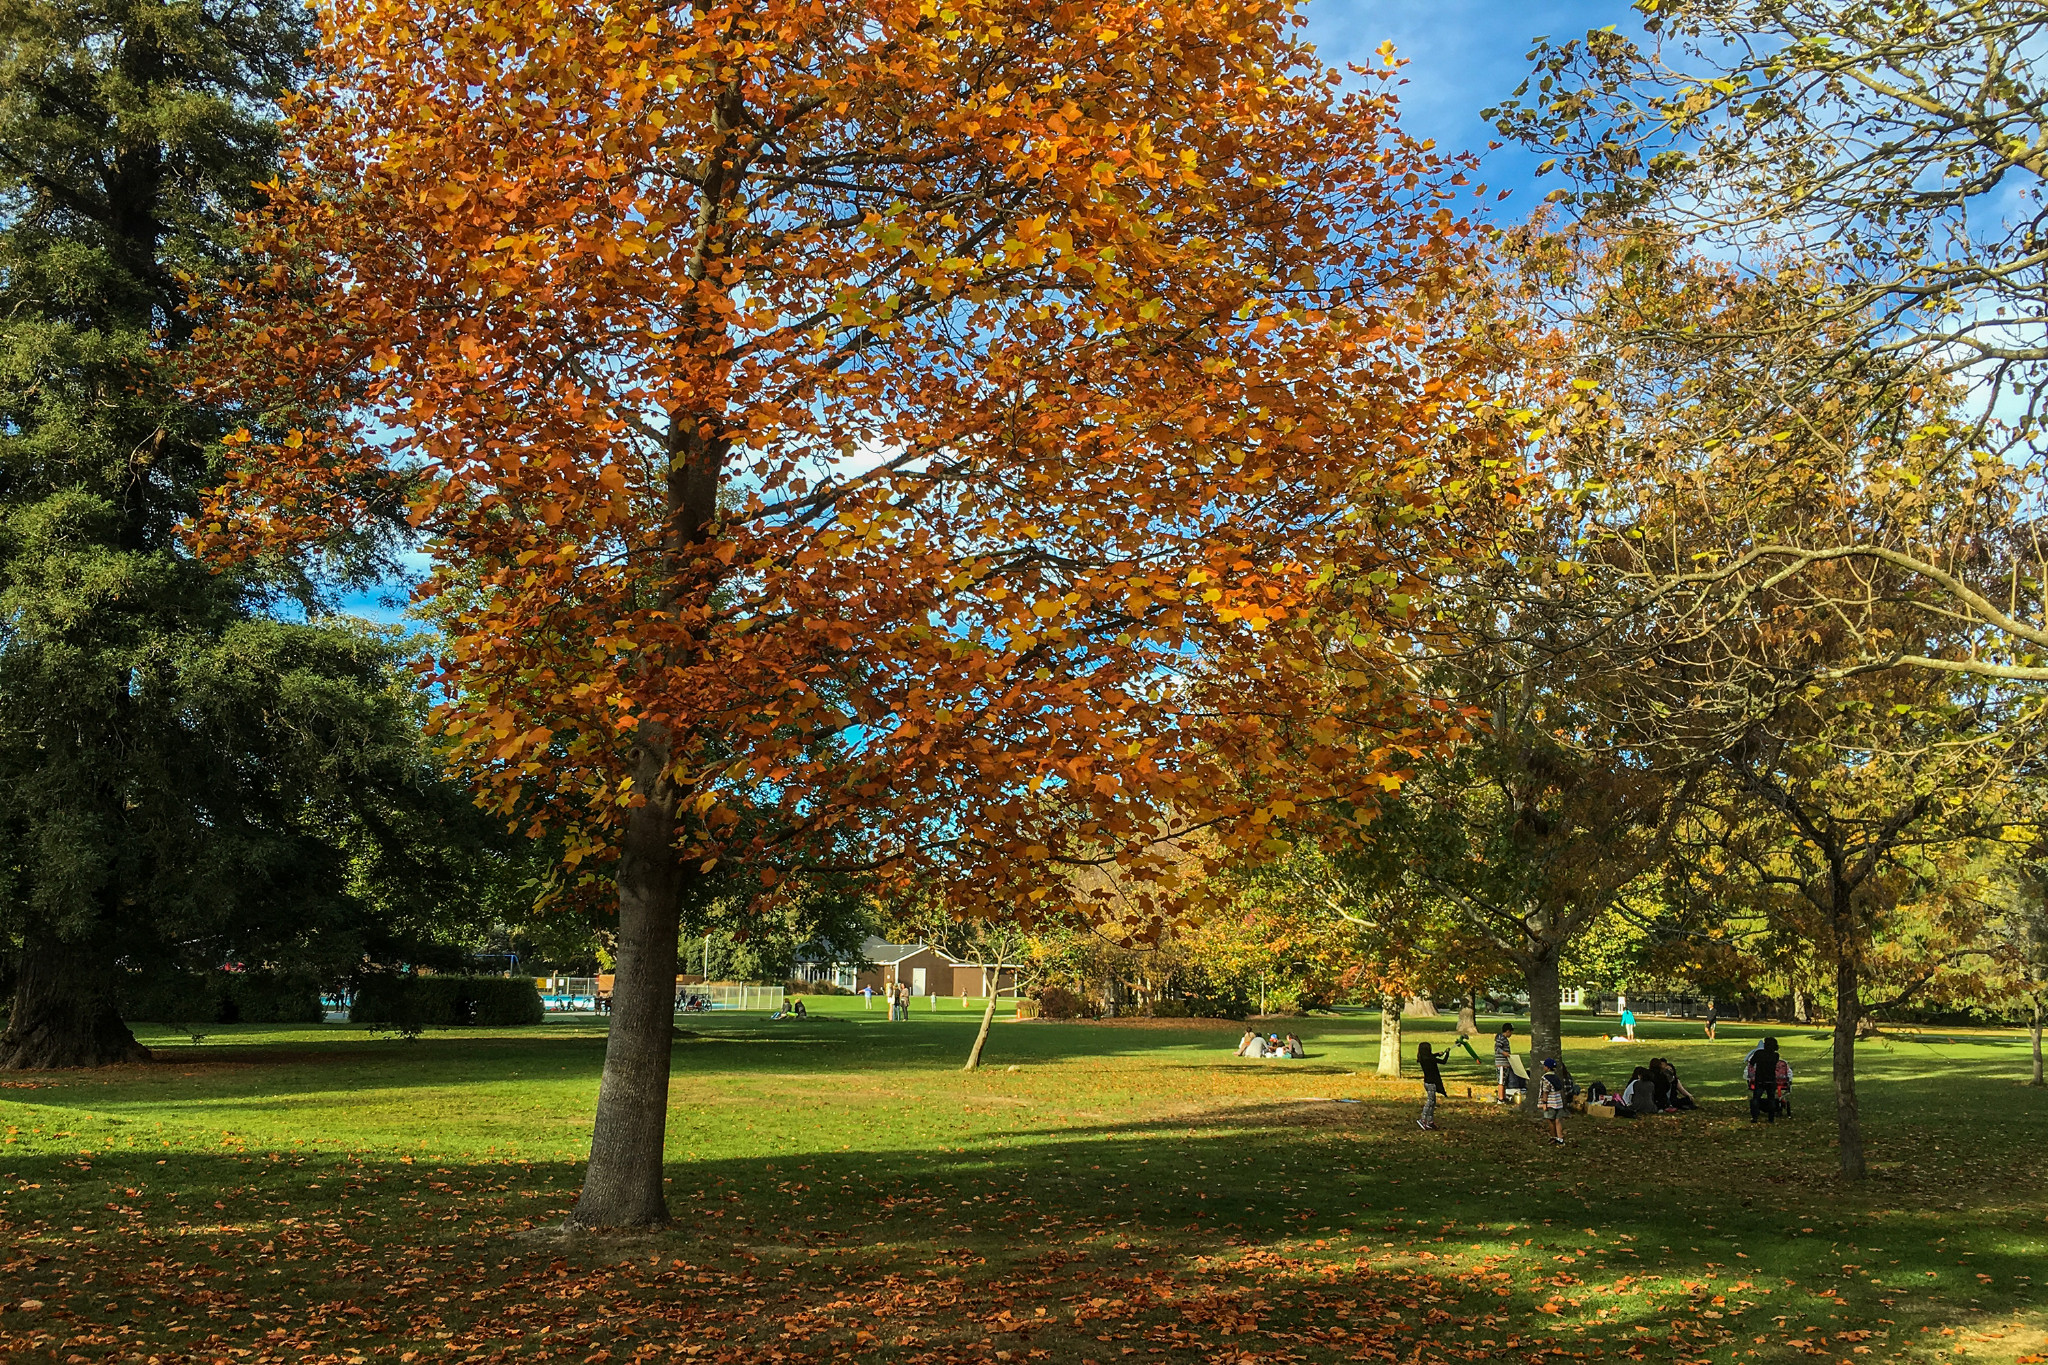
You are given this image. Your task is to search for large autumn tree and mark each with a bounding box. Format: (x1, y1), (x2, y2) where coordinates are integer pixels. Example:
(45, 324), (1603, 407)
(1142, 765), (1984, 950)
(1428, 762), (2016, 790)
(198, 0), (1485, 1228)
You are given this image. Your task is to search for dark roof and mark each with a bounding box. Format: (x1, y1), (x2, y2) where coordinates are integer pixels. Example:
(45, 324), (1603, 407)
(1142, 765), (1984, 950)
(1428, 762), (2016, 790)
(858, 937), (946, 966)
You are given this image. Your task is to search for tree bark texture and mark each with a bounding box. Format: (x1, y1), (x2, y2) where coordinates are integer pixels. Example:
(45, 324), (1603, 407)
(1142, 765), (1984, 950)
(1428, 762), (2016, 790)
(964, 966), (999, 1071)
(1376, 996), (1403, 1077)
(0, 941), (150, 1070)
(1831, 948), (1866, 1180)
(1522, 952), (1563, 1116)
(1456, 993), (1478, 1038)
(568, 736), (684, 1230)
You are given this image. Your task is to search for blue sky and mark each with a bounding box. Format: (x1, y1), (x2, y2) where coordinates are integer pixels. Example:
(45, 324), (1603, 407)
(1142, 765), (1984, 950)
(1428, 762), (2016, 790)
(338, 0), (1648, 628)
(1306, 0), (1640, 188)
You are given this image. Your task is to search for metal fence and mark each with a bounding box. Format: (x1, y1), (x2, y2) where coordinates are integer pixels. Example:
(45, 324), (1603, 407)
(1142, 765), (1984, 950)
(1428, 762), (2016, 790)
(538, 976), (600, 1012)
(683, 983), (785, 1012)
(530, 977), (788, 1013)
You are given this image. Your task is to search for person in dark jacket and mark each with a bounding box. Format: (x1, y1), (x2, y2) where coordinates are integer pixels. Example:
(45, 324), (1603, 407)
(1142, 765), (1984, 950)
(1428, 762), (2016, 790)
(1619, 1065), (1657, 1115)
(1649, 1058), (1674, 1111)
(1746, 1037), (1786, 1122)
(1416, 1041), (1453, 1130)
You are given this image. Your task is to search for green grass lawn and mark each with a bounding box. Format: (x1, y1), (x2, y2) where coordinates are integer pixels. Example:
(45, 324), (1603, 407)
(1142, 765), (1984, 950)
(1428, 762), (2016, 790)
(1, 999), (2042, 1365)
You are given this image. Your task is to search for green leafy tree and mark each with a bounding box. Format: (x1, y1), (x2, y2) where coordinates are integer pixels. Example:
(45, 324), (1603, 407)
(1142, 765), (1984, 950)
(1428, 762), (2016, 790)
(0, 0), (457, 1067)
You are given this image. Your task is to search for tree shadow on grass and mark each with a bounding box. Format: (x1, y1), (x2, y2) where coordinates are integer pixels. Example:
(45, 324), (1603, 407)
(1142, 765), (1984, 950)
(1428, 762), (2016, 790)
(3, 1077), (2043, 1365)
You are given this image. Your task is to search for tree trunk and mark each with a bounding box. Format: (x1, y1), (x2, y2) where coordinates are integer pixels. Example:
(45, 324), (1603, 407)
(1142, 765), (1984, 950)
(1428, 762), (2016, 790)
(1456, 991), (1478, 1038)
(1523, 952), (1563, 1115)
(1376, 995), (1403, 1077)
(1792, 987), (1811, 1025)
(964, 966), (999, 1071)
(1831, 949), (1865, 1180)
(0, 941), (150, 1070)
(568, 738), (684, 1230)
(2030, 997), (2043, 1088)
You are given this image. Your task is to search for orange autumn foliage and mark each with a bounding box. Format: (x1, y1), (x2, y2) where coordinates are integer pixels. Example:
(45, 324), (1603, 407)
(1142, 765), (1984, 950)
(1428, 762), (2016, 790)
(195, 0), (1485, 918)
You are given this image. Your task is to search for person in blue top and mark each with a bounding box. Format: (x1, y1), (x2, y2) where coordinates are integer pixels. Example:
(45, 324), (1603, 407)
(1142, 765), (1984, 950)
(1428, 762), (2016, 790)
(1620, 1003), (1638, 1041)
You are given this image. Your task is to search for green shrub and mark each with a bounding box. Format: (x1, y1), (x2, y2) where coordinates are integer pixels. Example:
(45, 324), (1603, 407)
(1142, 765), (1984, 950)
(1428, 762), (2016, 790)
(349, 976), (542, 1028)
(122, 970), (223, 1025)
(1148, 998), (1190, 1019)
(229, 973), (324, 1024)
(468, 977), (545, 1025)
(121, 968), (320, 1025)
(788, 979), (853, 996)
(1034, 986), (1096, 1020)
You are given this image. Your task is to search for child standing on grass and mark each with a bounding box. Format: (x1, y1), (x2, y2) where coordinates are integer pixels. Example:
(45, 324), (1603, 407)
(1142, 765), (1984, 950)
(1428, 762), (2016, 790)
(1416, 1040), (1452, 1130)
(1493, 1022), (1514, 1103)
(1539, 1057), (1568, 1145)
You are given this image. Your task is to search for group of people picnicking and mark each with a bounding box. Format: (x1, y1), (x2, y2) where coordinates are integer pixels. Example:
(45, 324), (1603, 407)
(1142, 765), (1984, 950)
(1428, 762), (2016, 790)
(1235, 1029), (1306, 1059)
(1401, 1020), (1797, 1145)
(1583, 1056), (1699, 1116)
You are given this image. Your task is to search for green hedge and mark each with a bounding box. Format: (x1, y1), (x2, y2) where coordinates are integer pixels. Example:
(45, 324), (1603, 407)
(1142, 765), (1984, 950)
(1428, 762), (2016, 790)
(348, 976), (543, 1028)
(121, 969), (323, 1025)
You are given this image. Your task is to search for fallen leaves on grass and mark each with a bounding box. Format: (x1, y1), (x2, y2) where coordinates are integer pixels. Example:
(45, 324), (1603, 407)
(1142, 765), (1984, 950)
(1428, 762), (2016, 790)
(0, 1220), (1561, 1365)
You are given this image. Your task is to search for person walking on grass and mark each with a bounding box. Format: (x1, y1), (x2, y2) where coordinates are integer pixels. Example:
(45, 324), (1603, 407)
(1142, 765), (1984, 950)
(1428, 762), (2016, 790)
(1745, 1036), (1788, 1123)
(1493, 1022), (1514, 1103)
(1539, 1057), (1568, 1145)
(1619, 1001), (1638, 1042)
(1416, 1040), (1452, 1130)
(1703, 1004), (1717, 1040)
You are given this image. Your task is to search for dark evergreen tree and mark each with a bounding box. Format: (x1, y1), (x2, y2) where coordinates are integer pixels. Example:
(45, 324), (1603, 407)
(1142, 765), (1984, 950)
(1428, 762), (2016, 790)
(0, 0), (471, 1067)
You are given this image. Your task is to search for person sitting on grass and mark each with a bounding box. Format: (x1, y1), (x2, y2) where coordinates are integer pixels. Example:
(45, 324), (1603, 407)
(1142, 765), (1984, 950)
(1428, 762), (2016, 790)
(1283, 1033), (1305, 1059)
(1619, 1065), (1656, 1116)
(791, 998), (807, 1019)
(1653, 1057), (1698, 1111)
(1236, 1029), (1266, 1058)
(1416, 1040), (1452, 1130)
